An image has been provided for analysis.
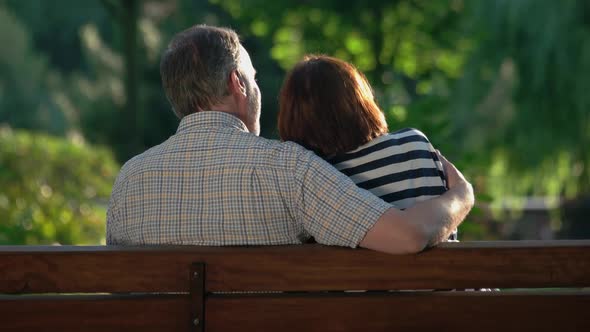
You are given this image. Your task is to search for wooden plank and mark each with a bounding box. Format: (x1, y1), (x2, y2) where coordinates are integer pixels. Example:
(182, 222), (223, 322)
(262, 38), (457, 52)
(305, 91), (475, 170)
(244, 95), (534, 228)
(205, 291), (590, 332)
(1, 241), (589, 293)
(2, 291), (588, 332)
(0, 294), (191, 332)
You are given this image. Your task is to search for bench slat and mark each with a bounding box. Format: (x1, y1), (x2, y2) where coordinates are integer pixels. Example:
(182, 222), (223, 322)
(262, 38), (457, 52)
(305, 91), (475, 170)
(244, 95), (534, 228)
(206, 291), (590, 332)
(1, 241), (589, 293)
(2, 291), (587, 332)
(0, 294), (191, 332)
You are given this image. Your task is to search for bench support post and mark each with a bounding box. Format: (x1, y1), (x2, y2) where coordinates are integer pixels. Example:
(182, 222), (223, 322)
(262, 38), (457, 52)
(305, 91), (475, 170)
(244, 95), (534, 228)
(190, 263), (205, 332)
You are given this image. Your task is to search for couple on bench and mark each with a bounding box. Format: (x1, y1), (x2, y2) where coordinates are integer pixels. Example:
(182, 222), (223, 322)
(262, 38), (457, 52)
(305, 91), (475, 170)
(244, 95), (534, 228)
(106, 25), (472, 254)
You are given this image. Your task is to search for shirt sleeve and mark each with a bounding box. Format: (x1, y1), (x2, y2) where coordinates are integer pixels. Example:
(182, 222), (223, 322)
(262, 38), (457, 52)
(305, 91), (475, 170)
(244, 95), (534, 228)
(407, 128), (448, 189)
(290, 148), (392, 248)
(105, 195), (118, 245)
(105, 170), (126, 245)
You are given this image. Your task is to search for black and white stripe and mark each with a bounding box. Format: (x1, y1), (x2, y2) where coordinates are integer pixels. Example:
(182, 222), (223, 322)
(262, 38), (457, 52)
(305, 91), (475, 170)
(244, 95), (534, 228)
(327, 128), (457, 241)
(327, 128), (447, 209)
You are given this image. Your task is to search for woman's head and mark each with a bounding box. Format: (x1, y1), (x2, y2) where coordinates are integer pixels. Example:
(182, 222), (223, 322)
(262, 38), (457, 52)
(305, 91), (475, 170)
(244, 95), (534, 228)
(278, 55), (388, 157)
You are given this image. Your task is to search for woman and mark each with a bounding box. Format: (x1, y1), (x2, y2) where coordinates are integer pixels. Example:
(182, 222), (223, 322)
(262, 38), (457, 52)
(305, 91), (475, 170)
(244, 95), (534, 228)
(278, 55), (457, 240)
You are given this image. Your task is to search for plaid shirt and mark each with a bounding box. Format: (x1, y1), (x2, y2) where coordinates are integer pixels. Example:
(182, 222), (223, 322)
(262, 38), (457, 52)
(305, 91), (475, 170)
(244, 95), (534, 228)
(106, 111), (390, 247)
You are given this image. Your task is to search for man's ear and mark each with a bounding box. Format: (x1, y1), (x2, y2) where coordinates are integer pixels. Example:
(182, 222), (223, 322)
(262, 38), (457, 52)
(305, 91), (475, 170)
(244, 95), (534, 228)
(229, 70), (247, 97)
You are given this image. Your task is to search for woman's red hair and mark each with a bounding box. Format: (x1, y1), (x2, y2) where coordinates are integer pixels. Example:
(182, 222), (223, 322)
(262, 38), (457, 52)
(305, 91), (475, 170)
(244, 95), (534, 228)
(278, 55), (388, 157)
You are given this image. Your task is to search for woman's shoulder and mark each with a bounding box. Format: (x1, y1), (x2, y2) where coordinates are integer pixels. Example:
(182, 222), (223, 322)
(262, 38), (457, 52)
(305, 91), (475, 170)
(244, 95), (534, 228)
(388, 127), (430, 140)
(327, 128), (434, 166)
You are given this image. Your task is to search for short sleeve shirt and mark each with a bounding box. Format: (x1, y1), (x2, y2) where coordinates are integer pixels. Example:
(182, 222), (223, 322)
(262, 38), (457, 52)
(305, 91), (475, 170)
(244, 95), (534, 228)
(106, 112), (391, 247)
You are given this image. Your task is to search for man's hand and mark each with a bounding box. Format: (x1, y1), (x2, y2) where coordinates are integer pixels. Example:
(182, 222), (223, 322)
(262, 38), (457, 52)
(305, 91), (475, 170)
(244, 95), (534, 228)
(437, 150), (471, 192)
(437, 151), (474, 210)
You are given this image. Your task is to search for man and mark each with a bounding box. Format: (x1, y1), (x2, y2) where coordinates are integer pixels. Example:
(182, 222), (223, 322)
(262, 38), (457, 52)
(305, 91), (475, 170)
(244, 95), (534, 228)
(106, 25), (474, 254)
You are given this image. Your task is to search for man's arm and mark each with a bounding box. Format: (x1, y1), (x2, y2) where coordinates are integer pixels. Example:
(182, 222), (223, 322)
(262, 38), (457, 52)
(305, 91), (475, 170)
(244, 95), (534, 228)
(359, 152), (474, 254)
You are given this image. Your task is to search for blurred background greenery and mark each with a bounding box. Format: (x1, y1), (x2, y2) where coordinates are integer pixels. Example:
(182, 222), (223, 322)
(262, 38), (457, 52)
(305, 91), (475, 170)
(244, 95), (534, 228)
(1, 0), (588, 245)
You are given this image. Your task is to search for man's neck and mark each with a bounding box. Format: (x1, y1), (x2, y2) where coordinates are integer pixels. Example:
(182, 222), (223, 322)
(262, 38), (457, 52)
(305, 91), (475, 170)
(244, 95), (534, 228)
(205, 98), (252, 132)
(200, 110), (250, 135)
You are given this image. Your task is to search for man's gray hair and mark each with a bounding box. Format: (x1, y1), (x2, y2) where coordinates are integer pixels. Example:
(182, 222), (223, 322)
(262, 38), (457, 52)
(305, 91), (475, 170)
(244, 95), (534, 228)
(160, 25), (241, 118)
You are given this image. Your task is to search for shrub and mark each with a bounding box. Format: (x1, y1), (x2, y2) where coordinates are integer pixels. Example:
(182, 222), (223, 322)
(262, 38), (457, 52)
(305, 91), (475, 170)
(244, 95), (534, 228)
(0, 127), (119, 244)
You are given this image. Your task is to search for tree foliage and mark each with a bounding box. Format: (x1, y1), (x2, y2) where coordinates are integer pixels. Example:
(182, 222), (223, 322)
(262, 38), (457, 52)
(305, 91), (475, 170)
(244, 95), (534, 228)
(0, 5), (68, 134)
(454, 0), (590, 203)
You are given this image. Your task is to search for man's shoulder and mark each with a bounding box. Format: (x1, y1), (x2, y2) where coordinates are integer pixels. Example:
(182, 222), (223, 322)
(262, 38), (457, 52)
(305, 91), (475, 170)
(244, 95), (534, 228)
(116, 142), (167, 183)
(247, 136), (327, 173)
(117, 134), (316, 180)
(251, 136), (311, 155)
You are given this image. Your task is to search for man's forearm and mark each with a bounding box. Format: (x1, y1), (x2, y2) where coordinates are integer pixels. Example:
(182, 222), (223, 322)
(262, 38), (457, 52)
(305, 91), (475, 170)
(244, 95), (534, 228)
(405, 182), (474, 247)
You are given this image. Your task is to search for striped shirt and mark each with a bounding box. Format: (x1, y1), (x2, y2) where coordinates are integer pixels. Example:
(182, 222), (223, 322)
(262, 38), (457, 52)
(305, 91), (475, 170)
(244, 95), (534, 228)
(106, 111), (391, 247)
(327, 128), (457, 240)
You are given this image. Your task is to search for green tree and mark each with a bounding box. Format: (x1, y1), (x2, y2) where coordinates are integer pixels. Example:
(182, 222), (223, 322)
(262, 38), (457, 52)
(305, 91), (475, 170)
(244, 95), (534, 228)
(454, 0), (590, 200)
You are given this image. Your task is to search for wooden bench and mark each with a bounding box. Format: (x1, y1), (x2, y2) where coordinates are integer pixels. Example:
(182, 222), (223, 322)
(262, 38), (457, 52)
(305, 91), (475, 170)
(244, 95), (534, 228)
(1, 241), (589, 332)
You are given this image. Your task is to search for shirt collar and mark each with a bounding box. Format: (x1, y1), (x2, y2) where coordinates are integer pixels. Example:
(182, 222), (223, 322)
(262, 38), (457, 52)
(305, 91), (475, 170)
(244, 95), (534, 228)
(176, 111), (249, 133)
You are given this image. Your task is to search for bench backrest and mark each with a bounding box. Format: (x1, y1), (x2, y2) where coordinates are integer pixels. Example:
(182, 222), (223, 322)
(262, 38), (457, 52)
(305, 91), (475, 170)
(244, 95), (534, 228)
(1, 241), (589, 331)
